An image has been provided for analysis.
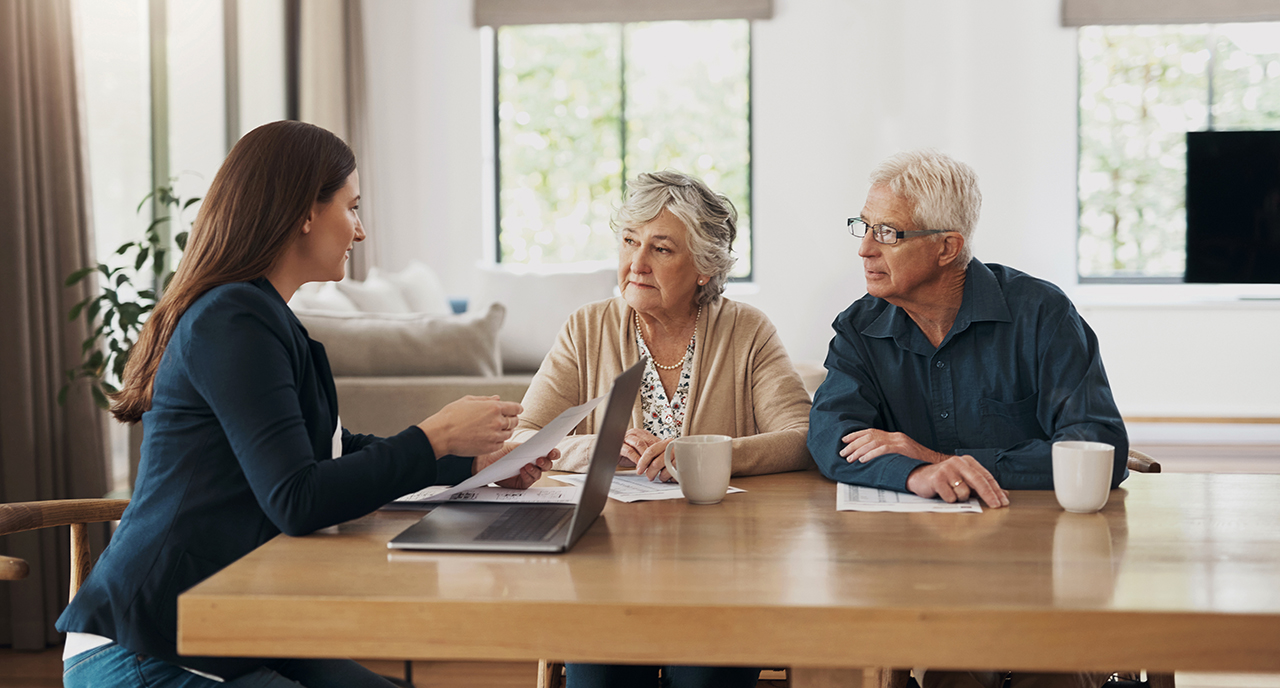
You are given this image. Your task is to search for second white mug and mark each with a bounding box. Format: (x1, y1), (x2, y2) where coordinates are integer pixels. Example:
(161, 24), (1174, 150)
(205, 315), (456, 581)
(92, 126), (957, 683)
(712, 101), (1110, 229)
(1051, 441), (1115, 513)
(663, 435), (733, 505)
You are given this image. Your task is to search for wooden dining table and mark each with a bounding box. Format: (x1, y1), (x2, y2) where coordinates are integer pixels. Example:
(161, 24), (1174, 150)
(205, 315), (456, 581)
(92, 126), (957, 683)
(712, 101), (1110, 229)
(177, 470), (1280, 687)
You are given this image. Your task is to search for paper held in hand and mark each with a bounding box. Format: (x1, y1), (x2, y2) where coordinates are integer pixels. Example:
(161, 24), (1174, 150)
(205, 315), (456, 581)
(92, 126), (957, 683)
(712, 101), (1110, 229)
(413, 394), (606, 502)
(837, 482), (982, 513)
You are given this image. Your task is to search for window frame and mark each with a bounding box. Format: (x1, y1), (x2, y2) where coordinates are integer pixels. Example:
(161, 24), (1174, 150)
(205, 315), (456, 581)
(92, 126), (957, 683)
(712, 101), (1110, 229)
(491, 20), (755, 281)
(1074, 22), (1280, 285)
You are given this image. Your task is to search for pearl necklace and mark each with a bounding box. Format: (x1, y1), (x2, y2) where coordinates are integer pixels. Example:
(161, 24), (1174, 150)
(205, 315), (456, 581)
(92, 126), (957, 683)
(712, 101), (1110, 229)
(635, 305), (702, 371)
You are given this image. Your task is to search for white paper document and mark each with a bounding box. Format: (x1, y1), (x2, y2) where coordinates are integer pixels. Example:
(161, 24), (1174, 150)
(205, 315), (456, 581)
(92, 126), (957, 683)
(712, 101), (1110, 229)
(837, 482), (982, 513)
(420, 395), (605, 502)
(391, 485), (581, 506)
(552, 472), (746, 503)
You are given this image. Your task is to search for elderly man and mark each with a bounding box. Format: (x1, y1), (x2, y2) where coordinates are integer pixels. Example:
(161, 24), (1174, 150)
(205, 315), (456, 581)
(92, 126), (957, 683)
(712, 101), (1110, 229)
(808, 148), (1127, 688)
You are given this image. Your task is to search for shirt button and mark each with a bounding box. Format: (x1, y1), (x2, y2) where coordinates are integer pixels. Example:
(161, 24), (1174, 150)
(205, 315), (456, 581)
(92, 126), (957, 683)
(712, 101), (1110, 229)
(935, 361), (945, 368)
(940, 411), (949, 419)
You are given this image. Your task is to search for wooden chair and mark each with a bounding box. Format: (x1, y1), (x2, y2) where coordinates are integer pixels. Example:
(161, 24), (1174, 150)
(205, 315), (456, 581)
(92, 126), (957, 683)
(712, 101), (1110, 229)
(1127, 449), (1161, 475)
(1, 498), (420, 687)
(0, 498), (129, 598)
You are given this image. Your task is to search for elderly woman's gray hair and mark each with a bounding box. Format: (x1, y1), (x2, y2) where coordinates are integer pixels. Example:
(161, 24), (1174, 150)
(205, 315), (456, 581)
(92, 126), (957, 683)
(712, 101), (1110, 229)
(612, 170), (738, 305)
(869, 149), (981, 266)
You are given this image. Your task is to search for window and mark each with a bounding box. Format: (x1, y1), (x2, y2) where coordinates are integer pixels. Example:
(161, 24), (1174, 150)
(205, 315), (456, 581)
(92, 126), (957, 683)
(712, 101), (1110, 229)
(495, 20), (753, 277)
(1077, 22), (1280, 280)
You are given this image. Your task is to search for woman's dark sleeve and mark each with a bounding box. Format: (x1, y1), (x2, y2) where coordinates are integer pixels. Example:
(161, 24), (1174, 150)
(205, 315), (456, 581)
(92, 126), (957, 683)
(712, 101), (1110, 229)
(183, 291), (446, 536)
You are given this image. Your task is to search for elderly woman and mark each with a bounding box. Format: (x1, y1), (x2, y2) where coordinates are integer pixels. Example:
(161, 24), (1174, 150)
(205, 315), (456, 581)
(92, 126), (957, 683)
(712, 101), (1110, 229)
(513, 170), (811, 688)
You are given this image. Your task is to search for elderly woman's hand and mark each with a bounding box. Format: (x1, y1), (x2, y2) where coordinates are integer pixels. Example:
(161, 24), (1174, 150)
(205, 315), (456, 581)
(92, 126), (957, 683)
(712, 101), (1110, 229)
(620, 428), (661, 468)
(472, 444), (560, 490)
(634, 437), (676, 482)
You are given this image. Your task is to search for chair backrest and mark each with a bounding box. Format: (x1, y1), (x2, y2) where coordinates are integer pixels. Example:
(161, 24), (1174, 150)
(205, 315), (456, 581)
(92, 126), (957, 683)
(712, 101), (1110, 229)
(1127, 449), (1162, 474)
(0, 499), (129, 600)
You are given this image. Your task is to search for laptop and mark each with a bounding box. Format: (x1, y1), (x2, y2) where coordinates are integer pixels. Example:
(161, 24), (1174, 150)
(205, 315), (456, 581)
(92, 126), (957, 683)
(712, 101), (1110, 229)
(387, 359), (643, 554)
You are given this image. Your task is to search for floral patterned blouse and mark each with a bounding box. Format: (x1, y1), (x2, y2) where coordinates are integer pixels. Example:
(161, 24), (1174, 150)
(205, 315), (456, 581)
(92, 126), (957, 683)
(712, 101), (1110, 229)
(635, 326), (696, 440)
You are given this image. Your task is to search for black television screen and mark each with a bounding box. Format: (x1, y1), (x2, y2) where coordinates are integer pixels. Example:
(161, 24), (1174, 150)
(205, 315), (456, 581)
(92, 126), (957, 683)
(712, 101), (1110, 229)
(1182, 129), (1280, 282)
(1185, 130), (1280, 284)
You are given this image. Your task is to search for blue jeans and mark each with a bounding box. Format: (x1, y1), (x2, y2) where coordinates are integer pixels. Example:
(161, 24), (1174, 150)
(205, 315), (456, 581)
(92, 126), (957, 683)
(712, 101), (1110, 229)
(63, 642), (399, 688)
(565, 662), (761, 688)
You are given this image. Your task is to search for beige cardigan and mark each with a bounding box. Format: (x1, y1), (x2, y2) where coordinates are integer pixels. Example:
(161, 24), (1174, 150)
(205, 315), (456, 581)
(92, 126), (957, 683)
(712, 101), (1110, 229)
(514, 296), (813, 475)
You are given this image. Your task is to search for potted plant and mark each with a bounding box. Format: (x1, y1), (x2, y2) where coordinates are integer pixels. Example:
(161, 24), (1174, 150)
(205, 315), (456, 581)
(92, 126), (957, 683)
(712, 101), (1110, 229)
(61, 185), (198, 408)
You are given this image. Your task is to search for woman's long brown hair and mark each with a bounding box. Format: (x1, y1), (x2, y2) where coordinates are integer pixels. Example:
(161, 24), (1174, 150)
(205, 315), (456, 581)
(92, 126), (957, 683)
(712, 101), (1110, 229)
(111, 120), (356, 423)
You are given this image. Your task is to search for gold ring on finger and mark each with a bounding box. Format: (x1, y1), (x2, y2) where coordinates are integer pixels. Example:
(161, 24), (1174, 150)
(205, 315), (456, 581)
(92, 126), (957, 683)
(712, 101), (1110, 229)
(952, 480), (963, 488)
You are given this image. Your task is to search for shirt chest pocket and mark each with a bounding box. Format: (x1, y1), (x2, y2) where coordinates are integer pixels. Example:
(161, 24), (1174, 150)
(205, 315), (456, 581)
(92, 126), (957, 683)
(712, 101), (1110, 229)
(979, 394), (1045, 446)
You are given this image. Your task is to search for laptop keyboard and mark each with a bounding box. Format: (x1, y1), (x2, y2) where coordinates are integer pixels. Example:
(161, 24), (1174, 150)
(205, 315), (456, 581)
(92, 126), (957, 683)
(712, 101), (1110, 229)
(475, 506), (571, 542)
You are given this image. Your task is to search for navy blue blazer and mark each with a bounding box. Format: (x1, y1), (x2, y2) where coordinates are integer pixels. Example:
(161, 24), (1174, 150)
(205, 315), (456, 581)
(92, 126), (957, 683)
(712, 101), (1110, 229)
(57, 278), (472, 678)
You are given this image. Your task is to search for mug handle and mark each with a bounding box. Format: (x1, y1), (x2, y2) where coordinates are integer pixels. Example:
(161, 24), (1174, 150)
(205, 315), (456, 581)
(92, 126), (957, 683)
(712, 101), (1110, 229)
(663, 442), (682, 483)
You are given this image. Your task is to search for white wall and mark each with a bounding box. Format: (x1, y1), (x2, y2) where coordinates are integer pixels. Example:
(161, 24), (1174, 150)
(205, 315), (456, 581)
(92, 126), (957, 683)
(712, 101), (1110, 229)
(363, 0), (1280, 419)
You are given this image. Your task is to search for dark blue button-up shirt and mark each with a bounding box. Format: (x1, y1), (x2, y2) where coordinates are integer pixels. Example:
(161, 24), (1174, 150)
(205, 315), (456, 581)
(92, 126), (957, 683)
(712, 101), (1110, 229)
(808, 259), (1128, 491)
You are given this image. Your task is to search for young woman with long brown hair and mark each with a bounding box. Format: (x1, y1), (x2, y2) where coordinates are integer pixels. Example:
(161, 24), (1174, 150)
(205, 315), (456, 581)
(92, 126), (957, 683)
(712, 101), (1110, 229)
(56, 120), (552, 687)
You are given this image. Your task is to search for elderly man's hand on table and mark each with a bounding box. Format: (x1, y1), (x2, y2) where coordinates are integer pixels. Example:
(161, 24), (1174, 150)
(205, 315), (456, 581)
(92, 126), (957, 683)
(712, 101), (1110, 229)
(840, 428), (950, 464)
(906, 455), (1009, 508)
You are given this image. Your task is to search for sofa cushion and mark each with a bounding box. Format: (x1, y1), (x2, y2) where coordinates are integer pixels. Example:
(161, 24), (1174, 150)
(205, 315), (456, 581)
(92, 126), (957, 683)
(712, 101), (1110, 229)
(473, 263), (617, 373)
(294, 302), (505, 377)
(334, 269), (413, 313)
(382, 262), (452, 315)
(289, 282), (359, 312)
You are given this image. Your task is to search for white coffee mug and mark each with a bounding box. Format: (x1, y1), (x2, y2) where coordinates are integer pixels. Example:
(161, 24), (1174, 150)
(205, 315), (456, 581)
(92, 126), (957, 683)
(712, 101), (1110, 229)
(1051, 441), (1115, 513)
(663, 435), (733, 505)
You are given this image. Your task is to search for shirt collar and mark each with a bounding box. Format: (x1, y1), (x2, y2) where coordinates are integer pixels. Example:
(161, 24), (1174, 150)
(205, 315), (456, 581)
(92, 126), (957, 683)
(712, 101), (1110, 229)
(860, 259), (1012, 353)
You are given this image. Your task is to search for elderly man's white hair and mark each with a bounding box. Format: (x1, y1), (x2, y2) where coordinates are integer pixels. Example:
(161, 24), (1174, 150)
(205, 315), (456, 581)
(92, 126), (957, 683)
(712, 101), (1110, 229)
(869, 149), (981, 266)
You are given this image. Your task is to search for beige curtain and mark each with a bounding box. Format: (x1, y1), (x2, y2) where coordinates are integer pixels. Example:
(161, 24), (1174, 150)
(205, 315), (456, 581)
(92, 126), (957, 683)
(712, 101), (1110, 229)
(299, 0), (374, 281)
(0, 0), (109, 649)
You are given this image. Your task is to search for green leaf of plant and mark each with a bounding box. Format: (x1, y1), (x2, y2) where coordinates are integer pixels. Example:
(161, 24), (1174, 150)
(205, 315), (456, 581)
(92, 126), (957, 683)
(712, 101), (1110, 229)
(145, 216), (170, 238)
(68, 297), (89, 321)
(86, 298), (102, 321)
(134, 246), (150, 271)
(90, 384), (109, 410)
(65, 267), (94, 286)
(57, 384), (68, 407)
(136, 190), (156, 214)
(182, 196), (201, 211)
(102, 380), (119, 394)
(174, 231), (189, 251)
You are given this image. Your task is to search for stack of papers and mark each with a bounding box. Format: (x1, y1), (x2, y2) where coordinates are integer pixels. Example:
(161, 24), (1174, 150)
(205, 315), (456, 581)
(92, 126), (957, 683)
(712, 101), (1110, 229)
(837, 482), (982, 513)
(552, 472), (745, 503)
